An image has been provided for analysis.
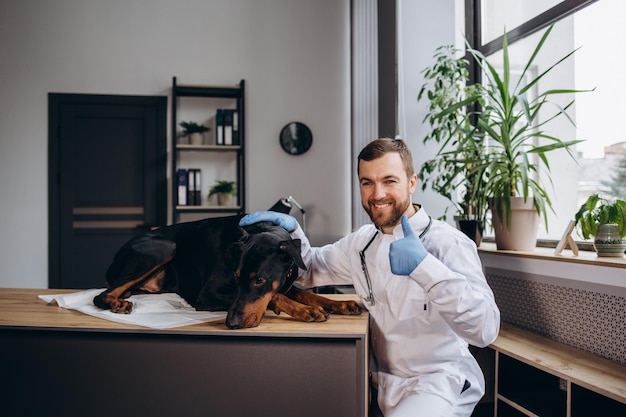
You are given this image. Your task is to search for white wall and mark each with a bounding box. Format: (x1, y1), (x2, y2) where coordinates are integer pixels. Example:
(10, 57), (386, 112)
(0, 0), (352, 288)
(0, 0), (456, 289)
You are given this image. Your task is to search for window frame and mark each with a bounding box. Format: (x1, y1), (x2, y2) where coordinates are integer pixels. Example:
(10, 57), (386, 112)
(464, 0), (598, 81)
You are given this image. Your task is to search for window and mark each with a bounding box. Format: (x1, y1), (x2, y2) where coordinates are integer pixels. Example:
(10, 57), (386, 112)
(481, 0), (562, 44)
(469, 0), (626, 242)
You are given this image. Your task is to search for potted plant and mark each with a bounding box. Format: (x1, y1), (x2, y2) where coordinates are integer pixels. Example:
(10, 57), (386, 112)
(179, 121), (210, 145)
(574, 194), (626, 257)
(417, 45), (488, 245)
(208, 180), (236, 206)
(468, 23), (588, 250)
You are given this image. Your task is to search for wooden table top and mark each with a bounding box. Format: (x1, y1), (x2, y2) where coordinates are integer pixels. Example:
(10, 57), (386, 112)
(0, 288), (369, 338)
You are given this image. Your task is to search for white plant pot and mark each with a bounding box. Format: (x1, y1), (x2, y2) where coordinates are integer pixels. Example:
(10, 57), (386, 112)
(489, 197), (540, 251)
(190, 132), (204, 145)
(217, 193), (232, 206)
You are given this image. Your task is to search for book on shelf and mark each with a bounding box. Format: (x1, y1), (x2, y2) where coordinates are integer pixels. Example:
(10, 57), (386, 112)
(184, 168), (202, 205)
(193, 169), (201, 205)
(177, 168), (187, 206)
(187, 168), (195, 205)
(223, 109), (234, 145)
(216, 109), (224, 145)
(232, 110), (239, 145)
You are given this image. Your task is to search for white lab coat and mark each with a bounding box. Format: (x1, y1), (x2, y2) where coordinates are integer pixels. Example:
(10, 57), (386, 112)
(293, 207), (500, 416)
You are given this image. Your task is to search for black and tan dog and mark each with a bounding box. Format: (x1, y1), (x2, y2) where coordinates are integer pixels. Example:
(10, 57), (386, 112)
(93, 214), (361, 329)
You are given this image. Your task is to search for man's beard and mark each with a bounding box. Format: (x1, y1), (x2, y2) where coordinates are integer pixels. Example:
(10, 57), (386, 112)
(363, 196), (411, 230)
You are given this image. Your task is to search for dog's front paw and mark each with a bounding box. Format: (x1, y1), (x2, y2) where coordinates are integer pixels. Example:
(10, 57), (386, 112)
(110, 299), (134, 314)
(328, 300), (363, 315)
(295, 305), (329, 322)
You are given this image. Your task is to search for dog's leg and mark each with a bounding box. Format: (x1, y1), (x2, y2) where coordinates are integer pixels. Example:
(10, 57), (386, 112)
(268, 293), (330, 322)
(93, 258), (171, 314)
(285, 287), (362, 315)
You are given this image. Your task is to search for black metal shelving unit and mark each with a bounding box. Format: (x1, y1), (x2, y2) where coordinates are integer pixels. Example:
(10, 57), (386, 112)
(171, 77), (245, 223)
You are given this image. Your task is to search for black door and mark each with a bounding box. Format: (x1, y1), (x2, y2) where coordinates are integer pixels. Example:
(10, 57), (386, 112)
(49, 94), (167, 289)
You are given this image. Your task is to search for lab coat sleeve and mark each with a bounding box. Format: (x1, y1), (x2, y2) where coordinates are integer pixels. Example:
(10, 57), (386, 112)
(291, 225), (355, 288)
(408, 233), (500, 347)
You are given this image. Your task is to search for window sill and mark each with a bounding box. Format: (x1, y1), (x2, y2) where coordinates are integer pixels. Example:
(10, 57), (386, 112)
(478, 242), (626, 291)
(478, 242), (626, 269)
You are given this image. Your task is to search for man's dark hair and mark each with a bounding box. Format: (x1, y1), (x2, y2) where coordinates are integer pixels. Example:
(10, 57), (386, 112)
(357, 137), (415, 178)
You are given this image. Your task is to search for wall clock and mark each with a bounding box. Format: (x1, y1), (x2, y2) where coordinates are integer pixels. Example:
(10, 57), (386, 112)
(279, 122), (313, 155)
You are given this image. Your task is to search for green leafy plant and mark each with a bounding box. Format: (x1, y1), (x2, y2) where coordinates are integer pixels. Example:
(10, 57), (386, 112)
(179, 121), (209, 136)
(417, 45), (488, 226)
(466, 23), (589, 231)
(419, 24), (590, 233)
(574, 194), (626, 239)
(208, 180), (236, 198)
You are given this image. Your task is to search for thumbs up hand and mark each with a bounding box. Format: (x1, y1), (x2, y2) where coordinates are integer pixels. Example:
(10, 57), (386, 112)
(389, 215), (428, 275)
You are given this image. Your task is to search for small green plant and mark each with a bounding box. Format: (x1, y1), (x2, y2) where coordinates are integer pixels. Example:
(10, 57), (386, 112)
(574, 194), (626, 239)
(179, 121), (209, 136)
(208, 180), (236, 198)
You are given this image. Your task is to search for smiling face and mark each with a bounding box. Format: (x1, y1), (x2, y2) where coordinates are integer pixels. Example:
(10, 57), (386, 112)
(359, 152), (417, 234)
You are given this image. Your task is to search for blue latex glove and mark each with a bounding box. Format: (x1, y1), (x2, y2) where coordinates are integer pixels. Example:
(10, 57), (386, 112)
(389, 215), (429, 275)
(239, 211), (298, 233)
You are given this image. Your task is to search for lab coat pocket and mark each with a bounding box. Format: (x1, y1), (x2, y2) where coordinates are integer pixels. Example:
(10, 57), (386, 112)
(387, 278), (427, 321)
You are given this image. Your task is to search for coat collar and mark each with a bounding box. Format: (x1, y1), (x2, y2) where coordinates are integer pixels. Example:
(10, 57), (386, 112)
(390, 204), (431, 238)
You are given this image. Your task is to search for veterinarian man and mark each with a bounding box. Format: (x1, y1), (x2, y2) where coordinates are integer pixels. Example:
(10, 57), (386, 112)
(240, 137), (500, 417)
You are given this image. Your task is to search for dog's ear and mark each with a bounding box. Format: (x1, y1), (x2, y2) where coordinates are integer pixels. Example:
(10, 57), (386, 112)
(279, 239), (307, 271)
(237, 227), (250, 243)
(226, 228), (249, 271)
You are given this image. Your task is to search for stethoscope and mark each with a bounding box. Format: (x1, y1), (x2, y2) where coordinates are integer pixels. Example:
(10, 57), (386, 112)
(358, 216), (432, 306)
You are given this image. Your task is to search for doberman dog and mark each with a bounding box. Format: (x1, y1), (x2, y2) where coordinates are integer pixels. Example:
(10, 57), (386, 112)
(93, 214), (362, 329)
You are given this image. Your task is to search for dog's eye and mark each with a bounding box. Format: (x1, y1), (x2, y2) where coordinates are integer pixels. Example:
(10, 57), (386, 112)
(253, 277), (266, 287)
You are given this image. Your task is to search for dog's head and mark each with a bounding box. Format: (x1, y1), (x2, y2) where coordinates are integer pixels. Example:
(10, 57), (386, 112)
(226, 222), (306, 329)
